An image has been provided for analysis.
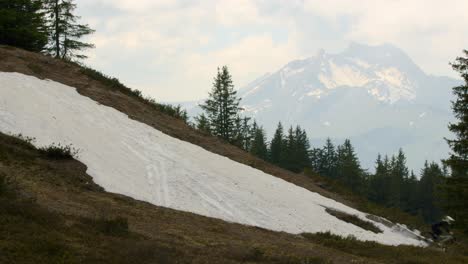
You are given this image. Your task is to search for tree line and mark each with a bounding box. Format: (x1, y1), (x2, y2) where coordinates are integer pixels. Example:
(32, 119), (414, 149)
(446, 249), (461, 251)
(197, 61), (467, 230)
(0, 0), (94, 60)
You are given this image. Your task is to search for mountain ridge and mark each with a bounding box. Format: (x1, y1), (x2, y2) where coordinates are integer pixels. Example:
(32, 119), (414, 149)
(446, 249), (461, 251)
(184, 43), (460, 171)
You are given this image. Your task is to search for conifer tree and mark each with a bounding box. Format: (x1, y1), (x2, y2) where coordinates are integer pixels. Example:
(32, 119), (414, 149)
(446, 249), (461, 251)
(200, 66), (241, 143)
(269, 122), (285, 166)
(321, 138), (337, 178)
(368, 154), (387, 204)
(419, 162), (443, 222)
(283, 126), (297, 172)
(388, 149), (409, 208)
(336, 139), (363, 192)
(0, 0), (48, 51)
(281, 126), (311, 173)
(250, 125), (268, 160)
(43, 0), (94, 60)
(443, 50), (468, 232)
(309, 147), (324, 175)
(231, 115), (243, 147)
(405, 170), (420, 215)
(230, 116), (252, 150)
(294, 126), (311, 171)
(194, 113), (211, 134)
(240, 117), (252, 150)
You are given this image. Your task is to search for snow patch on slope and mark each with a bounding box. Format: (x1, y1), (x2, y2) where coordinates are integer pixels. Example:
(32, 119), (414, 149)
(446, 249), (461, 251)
(319, 60), (370, 89)
(0, 72), (426, 246)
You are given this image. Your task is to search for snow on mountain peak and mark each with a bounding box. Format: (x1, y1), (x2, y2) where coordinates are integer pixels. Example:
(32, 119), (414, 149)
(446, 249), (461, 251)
(241, 43), (423, 104)
(318, 59), (370, 90)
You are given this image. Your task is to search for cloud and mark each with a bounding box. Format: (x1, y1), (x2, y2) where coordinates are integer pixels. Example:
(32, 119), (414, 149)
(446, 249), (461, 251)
(302, 0), (468, 74)
(76, 0), (468, 101)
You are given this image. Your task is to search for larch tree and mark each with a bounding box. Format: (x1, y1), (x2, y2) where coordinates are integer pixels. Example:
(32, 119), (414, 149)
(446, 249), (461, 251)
(43, 0), (94, 60)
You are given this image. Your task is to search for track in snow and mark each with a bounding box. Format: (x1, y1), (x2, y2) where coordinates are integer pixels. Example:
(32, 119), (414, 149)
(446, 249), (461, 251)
(0, 72), (426, 246)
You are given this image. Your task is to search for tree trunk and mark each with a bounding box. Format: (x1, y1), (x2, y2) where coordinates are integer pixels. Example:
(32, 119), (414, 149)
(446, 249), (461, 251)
(54, 0), (60, 58)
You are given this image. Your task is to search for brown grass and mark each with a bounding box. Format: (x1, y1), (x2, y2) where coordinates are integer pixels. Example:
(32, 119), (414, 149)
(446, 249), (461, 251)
(325, 208), (382, 234)
(0, 132), (364, 264)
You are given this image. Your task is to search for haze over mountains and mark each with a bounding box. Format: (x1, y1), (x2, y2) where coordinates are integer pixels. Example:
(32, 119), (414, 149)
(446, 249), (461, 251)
(183, 43), (461, 171)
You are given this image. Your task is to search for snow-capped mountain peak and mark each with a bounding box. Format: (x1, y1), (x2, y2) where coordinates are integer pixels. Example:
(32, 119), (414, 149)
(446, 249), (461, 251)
(235, 43), (459, 171)
(243, 43), (419, 104)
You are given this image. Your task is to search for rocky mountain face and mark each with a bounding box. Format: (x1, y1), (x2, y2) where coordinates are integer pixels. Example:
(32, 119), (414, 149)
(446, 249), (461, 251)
(186, 43), (460, 171)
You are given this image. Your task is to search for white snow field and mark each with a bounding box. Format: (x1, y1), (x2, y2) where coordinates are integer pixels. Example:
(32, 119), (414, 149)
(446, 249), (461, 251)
(0, 72), (426, 246)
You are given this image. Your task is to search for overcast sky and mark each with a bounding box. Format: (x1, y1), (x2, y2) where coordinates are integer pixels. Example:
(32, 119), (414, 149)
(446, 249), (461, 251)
(76, 0), (468, 102)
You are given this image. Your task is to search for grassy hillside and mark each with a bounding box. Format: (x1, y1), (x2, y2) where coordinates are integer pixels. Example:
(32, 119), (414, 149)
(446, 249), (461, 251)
(2, 133), (468, 264)
(1, 46), (467, 263)
(0, 132), (363, 264)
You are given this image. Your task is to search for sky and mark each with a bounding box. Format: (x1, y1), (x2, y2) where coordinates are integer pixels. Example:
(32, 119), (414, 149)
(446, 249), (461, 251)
(76, 0), (468, 102)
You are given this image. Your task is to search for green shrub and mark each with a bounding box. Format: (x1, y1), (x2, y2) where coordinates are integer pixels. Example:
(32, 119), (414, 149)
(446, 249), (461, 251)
(39, 143), (79, 159)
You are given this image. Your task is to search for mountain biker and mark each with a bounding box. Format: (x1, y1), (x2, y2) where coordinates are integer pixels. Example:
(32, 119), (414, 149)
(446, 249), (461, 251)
(431, 216), (455, 241)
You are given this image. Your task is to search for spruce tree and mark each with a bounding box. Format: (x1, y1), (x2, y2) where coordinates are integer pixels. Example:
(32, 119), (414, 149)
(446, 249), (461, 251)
(368, 154), (386, 204)
(241, 117), (252, 151)
(382, 155), (392, 206)
(309, 147), (324, 175)
(250, 125), (268, 160)
(336, 139), (363, 193)
(443, 50), (468, 232)
(405, 170), (419, 215)
(321, 138), (337, 178)
(419, 162), (443, 222)
(281, 126), (311, 173)
(194, 113), (211, 134)
(231, 116), (252, 150)
(269, 122), (285, 166)
(388, 149), (409, 208)
(294, 126), (311, 171)
(200, 66), (241, 143)
(283, 126), (297, 172)
(43, 0), (94, 60)
(445, 50), (468, 177)
(0, 0), (48, 51)
(231, 115), (243, 147)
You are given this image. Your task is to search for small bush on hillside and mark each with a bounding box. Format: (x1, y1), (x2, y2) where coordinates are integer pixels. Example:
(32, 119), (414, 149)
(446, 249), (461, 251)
(39, 143), (79, 159)
(13, 133), (36, 145)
